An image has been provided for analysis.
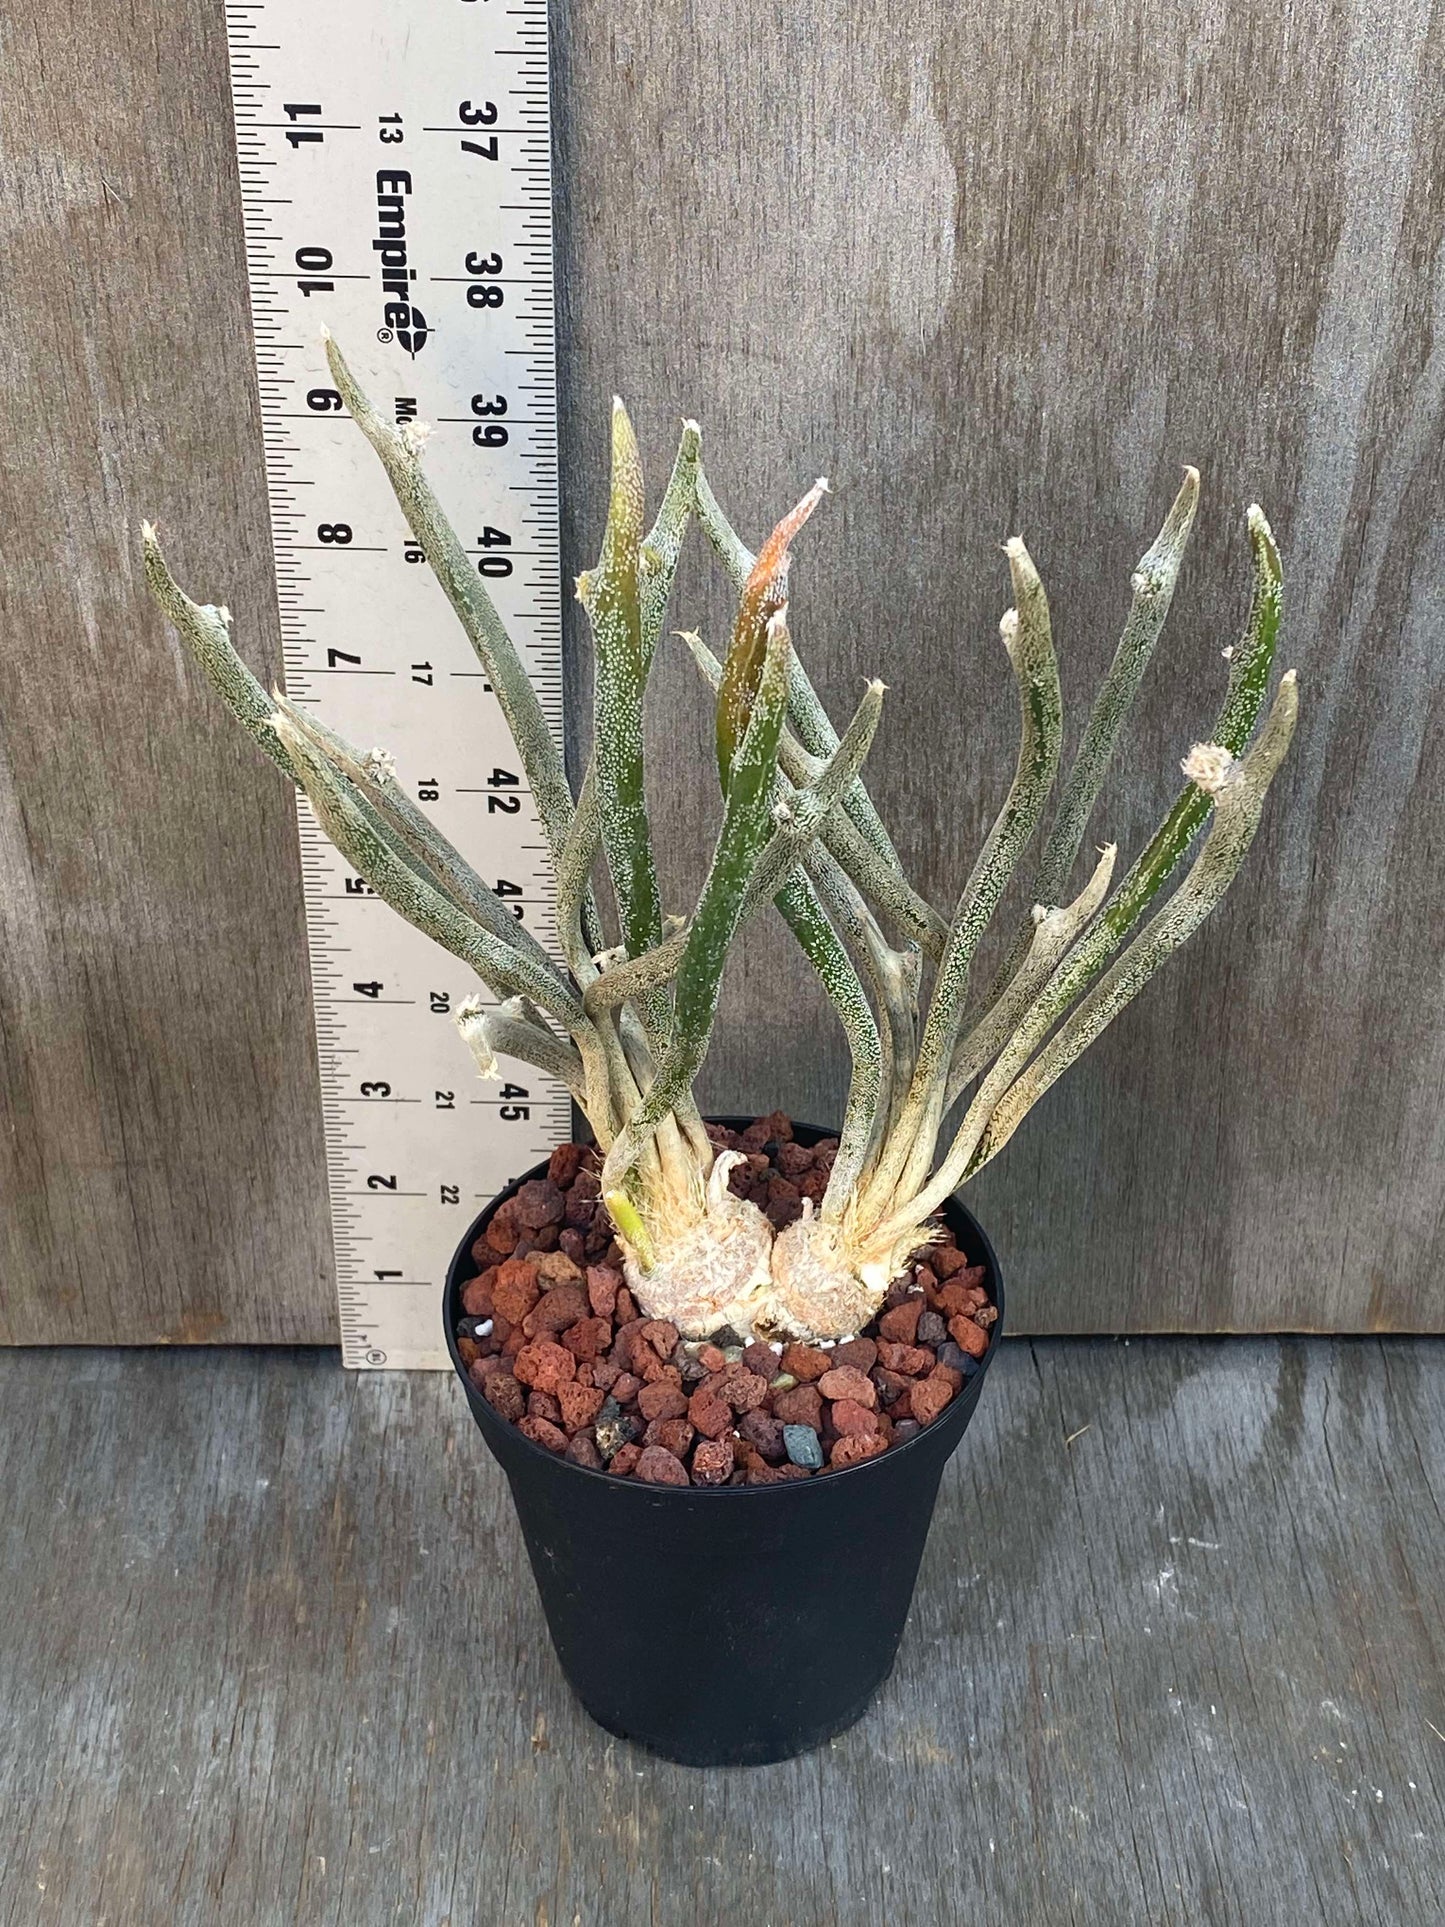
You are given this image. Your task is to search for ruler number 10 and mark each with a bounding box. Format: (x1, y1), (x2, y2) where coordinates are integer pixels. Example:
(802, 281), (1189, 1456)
(460, 99), (498, 162)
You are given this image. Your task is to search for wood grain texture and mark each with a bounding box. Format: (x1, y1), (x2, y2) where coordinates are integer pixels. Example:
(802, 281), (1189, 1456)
(0, 1), (333, 1340)
(552, 0), (1445, 1333)
(5, 0), (1445, 1337)
(2, 1339), (1443, 1922)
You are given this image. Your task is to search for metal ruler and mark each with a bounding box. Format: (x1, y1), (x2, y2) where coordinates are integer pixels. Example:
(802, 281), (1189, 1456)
(224, 0), (570, 1368)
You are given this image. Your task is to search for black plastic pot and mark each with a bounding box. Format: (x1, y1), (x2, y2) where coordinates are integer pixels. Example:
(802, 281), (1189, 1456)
(443, 1118), (1004, 1767)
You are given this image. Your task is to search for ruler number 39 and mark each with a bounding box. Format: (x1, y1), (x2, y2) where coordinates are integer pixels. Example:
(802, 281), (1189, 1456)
(459, 99), (498, 162)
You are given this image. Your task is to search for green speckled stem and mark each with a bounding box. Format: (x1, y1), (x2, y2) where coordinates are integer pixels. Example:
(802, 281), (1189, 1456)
(601, 615), (790, 1197)
(323, 335), (578, 871)
(900, 673), (1299, 1225)
(868, 537), (1062, 1217)
(578, 400), (665, 968)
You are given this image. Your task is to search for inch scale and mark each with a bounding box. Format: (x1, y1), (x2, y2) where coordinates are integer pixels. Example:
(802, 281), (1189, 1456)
(224, 0), (569, 1368)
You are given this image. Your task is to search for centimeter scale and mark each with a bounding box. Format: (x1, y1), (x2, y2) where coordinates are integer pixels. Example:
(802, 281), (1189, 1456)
(224, 0), (570, 1368)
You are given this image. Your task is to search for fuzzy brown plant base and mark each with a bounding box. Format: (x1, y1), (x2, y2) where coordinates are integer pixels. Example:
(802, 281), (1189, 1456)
(453, 1115), (997, 1485)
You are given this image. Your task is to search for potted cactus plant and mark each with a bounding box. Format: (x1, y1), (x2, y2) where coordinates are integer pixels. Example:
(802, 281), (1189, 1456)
(145, 333), (1297, 1765)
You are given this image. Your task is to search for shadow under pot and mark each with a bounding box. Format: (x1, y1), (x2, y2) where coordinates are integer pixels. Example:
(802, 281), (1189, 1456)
(444, 1117), (1004, 1768)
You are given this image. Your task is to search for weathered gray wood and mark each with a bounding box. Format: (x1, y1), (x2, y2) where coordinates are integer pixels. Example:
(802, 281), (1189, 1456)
(1, 1339), (1442, 1922)
(552, 0), (1445, 1333)
(0, 0), (333, 1340)
(6, 0), (1445, 1337)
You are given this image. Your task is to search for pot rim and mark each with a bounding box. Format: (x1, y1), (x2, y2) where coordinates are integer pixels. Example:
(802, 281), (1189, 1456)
(444, 1115), (1005, 1498)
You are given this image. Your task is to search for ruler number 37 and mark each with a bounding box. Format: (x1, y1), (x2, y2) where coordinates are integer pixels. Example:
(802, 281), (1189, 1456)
(460, 98), (498, 162)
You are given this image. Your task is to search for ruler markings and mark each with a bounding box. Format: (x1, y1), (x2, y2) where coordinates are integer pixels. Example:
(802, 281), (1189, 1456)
(225, 0), (567, 1370)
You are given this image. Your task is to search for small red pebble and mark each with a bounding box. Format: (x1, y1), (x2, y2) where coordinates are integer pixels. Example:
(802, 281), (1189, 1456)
(931, 1280), (973, 1318)
(533, 1249), (584, 1288)
(560, 1316), (611, 1361)
(872, 1366), (914, 1407)
(637, 1380), (689, 1422)
(723, 1370), (770, 1414)
(614, 1286), (638, 1324)
(772, 1384), (823, 1429)
(818, 1365), (877, 1408)
(557, 1382), (605, 1431)
(742, 1340), (780, 1379)
(698, 1344), (728, 1373)
(832, 1337), (878, 1373)
(740, 1108), (792, 1149)
(468, 1353), (506, 1386)
(515, 1177), (565, 1230)
(829, 1432), (888, 1469)
(491, 1257), (541, 1325)
(565, 1431), (603, 1470)
(526, 1389), (562, 1423)
(591, 1360), (620, 1393)
(483, 1197), (521, 1256)
(780, 1343), (831, 1383)
(738, 1409), (787, 1461)
(513, 1340), (576, 1393)
(687, 1384), (734, 1440)
(523, 1283), (589, 1338)
(948, 1314), (989, 1358)
(643, 1417), (695, 1459)
(830, 1398), (880, 1437)
(691, 1439), (735, 1485)
(461, 1269), (496, 1318)
(610, 1442), (642, 1477)
(775, 1139), (814, 1177)
(636, 1319), (679, 1363)
(611, 1371), (641, 1405)
(635, 1444), (690, 1486)
(930, 1244), (970, 1279)
(480, 1372), (525, 1421)
(518, 1415), (567, 1453)
(746, 1463), (811, 1484)
(585, 1264), (620, 1319)
(548, 1142), (585, 1187)
(909, 1373), (955, 1425)
(878, 1297), (925, 1345)
(876, 1341), (933, 1377)
(456, 1335), (481, 1368)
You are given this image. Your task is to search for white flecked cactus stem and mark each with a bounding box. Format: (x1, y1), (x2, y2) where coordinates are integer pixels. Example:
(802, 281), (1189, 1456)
(145, 337), (1298, 1343)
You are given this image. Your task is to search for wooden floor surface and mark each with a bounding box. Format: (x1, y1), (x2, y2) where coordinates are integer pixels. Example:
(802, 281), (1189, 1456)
(2, 1338), (1442, 1925)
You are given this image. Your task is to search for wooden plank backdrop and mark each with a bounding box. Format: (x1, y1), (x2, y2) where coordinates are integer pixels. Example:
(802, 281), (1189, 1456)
(2, 0), (1444, 1341)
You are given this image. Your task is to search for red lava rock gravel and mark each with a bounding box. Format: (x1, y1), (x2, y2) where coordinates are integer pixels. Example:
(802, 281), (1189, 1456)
(456, 1121), (996, 1486)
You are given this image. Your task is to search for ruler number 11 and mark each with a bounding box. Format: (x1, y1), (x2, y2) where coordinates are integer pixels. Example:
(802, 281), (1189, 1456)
(283, 103), (323, 148)
(460, 99), (498, 161)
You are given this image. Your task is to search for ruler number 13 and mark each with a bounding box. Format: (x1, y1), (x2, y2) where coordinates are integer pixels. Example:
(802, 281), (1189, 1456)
(460, 99), (498, 162)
